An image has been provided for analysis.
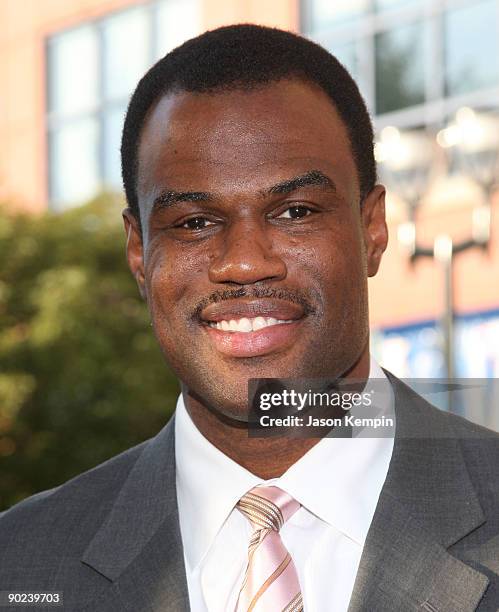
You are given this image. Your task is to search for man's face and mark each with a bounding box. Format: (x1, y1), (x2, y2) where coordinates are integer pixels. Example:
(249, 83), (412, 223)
(125, 78), (387, 419)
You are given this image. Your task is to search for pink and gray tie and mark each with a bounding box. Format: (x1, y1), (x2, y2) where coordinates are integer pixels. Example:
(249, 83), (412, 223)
(235, 486), (303, 612)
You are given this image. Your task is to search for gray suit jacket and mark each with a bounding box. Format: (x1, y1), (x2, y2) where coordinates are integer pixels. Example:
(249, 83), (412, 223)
(0, 371), (498, 611)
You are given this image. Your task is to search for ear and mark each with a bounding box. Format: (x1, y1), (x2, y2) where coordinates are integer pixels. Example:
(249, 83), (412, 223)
(361, 185), (389, 277)
(122, 208), (147, 301)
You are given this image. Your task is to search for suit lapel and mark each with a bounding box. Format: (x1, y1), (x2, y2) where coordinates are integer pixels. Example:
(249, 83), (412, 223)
(349, 372), (489, 612)
(348, 492), (489, 612)
(81, 416), (189, 612)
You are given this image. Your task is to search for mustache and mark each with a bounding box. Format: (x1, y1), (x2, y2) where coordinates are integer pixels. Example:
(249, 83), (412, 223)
(192, 285), (319, 322)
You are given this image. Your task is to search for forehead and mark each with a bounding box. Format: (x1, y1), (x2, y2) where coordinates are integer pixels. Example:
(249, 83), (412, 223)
(137, 78), (358, 209)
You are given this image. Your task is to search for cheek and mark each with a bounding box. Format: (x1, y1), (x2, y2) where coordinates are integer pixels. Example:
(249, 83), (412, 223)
(294, 229), (367, 330)
(145, 242), (209, 322)
(285, 225), (364, 285)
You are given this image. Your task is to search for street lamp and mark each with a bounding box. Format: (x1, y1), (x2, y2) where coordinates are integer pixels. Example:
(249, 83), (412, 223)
(375, 126), (435, 220)
(376, 108), (498, 391)
(437, 107), (499, 195)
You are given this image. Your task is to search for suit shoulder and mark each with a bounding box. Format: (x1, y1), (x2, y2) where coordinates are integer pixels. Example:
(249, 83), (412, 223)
(385, 368), (499, 486)
(436, 404), (499, 439)
(0, 439), (148, 538)
(0, 415), (177, 591)
(384, 368), (499, 438)
(439, 410), (499, 482)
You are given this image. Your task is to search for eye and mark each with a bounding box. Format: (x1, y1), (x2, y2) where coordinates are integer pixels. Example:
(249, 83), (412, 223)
(277, 205), (314, 219)
(178, 217), (215, 230)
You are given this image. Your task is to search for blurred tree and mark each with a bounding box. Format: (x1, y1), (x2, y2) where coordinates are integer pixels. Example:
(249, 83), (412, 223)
(0, 195), (180, 511)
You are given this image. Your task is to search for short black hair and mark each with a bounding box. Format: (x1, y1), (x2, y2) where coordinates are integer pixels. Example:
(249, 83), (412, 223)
(121, 24), (376, 224)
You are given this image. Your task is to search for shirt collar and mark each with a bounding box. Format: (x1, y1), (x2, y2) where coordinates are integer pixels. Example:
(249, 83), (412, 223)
(175, 394), (261, 571)
(175, 357), (394, 570)
(274, 358), (394, 545)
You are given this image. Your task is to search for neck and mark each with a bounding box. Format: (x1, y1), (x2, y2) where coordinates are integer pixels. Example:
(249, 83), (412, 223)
(183, 350), (371, 480)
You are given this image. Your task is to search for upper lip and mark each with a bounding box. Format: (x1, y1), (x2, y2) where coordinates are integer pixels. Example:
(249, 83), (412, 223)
(200, 299), (305, 323)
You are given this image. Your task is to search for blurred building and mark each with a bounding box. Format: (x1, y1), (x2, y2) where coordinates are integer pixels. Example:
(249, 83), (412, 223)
(0, 0), (298, 213)
(1, 0), (499, 426)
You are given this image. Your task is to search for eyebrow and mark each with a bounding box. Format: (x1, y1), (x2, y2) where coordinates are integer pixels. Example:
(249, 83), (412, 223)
(152, 189), (213, 212)
(151, 169), (336, 212)
(265, 170), (337, 195)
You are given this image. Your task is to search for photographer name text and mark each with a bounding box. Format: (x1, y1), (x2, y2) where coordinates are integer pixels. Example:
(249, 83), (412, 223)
(259, 414), (394, 429)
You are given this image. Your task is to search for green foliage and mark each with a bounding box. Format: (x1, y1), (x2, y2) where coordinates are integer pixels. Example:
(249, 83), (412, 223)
(0, 195), (180, 510)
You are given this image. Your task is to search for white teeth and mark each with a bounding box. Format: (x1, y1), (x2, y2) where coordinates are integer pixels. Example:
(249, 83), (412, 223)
(211, 316), (293, 333)
(238, 317), (253, 332)
(252, 316), (267, 331)
(265, 317), (278, 328)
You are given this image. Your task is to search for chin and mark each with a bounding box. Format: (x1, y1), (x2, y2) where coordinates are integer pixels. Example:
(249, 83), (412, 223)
(182, 375), (252, 421)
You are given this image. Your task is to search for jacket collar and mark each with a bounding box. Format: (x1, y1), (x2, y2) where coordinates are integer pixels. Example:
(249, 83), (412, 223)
(348, 370), (489, 612)
(81, 416), (189, 611)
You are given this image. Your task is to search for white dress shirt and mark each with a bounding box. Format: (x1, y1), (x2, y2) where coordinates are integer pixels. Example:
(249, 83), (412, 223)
(175, 358), (395, 612)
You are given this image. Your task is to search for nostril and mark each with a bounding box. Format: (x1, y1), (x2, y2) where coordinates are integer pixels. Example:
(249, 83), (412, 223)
(208, 249), (287, 285)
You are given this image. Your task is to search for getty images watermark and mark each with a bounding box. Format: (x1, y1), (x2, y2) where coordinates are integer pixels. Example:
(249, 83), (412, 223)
(247, 377), (499, 439)
(257, 388), (390, 427)
(247, 377), (396, 438)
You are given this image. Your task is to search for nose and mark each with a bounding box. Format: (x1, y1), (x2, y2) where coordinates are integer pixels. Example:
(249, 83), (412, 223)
(208, 219), (287, 285)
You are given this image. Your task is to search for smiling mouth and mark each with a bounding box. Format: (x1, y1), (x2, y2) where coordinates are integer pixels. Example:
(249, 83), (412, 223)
(198, 298), (307, 357)
(205, 316), (295, 333)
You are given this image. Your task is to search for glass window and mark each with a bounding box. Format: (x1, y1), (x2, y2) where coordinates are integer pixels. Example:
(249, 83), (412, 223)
(375, 0), (421, 12)
(156, 0), (201, 57)
(328, 41), (358, 81)
(103, 106), (126, 190)
(102, 7), (151, 102)
(305, 0), (369, 31)
(47, 2), (204, 209)
(445, 0), (499, 96)
(375, 22), (427, 114)
(48, 25), (98, 115)
(49, 118), (100, 209)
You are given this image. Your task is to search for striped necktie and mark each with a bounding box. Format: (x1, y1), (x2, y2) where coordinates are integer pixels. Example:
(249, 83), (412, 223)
(235, 486), (303, 612)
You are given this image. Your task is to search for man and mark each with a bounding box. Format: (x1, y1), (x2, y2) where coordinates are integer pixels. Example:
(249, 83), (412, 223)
(0, 24), (498, 612)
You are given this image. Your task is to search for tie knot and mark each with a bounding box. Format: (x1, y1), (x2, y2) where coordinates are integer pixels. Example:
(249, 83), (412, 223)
(237, 486), (300, 532)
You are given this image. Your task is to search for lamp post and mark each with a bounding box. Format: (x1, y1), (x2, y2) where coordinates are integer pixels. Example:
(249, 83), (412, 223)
(375, 126), (435, 223)
(376, 109), (498, 401)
